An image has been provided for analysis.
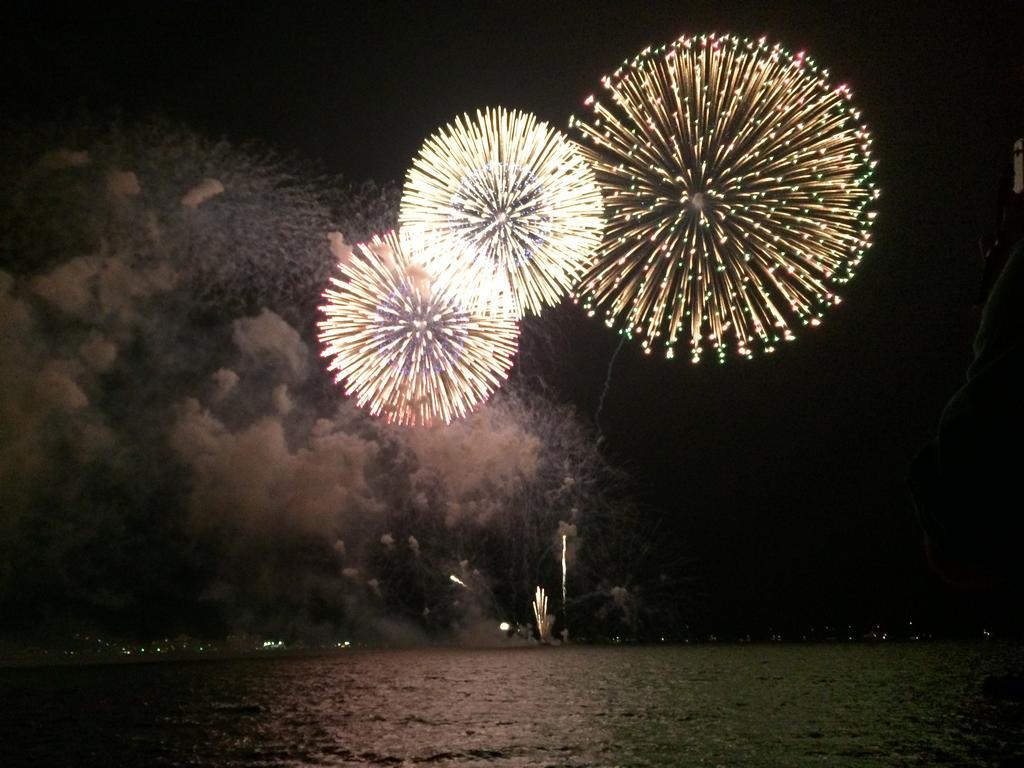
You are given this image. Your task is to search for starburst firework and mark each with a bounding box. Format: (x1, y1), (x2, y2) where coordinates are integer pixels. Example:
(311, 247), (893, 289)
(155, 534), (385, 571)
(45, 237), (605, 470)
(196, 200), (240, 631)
(400, 107), (604, 317)
(573, 33), (878, 361)
(318, 231), (519, 426)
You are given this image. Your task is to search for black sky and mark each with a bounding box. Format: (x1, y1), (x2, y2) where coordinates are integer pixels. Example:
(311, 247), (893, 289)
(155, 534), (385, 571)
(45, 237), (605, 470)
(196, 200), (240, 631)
(3, 0), (1022, 634)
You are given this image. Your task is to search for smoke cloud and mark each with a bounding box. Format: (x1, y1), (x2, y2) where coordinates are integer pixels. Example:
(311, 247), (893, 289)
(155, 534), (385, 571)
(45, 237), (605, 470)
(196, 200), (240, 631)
(0, 118), (683, 647)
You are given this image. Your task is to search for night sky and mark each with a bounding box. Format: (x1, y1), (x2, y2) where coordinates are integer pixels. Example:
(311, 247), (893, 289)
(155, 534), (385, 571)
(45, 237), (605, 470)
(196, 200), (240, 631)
(3, 0), (1022, 640)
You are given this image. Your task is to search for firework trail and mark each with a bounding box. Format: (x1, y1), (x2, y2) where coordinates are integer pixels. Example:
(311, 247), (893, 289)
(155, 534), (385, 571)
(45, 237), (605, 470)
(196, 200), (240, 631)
(401, 107), (605, 318)
(318, 231), (519, 426)
(572, 33), (878, 362)
(594, 335), (626, 436)
(533, 586), (551, 642)
(561, 533), (568, 628)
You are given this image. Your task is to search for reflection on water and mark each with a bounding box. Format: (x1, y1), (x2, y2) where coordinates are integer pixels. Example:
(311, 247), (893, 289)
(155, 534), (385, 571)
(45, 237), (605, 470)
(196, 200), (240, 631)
(2, 643), (1023, 766)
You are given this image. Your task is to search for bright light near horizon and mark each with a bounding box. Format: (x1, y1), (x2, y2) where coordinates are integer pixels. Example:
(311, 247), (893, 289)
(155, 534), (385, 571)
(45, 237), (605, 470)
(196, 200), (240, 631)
(499, 621), (511, 632)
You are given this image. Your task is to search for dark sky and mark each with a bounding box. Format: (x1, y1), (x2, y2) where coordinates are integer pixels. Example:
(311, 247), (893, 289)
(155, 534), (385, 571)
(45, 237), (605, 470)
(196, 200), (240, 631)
(3, 0), (1022, 635)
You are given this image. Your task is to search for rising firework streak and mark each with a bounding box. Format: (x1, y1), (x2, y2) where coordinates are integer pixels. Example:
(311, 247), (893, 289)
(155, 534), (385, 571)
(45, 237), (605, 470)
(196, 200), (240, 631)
(533, 586), (551, 642)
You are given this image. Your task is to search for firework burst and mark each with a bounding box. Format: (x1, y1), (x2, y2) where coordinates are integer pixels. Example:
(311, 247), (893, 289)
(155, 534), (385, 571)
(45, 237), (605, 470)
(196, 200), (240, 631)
(572, 33), (878, 361)
(318, 231), (519, 426)
(400, 107), (604, 317)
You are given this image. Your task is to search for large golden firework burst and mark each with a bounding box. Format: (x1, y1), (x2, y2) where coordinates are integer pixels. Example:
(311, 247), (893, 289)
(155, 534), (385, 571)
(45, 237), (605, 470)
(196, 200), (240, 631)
(400, 107), (605, 318)
(318, 231), (519, 426)
(572, 33), (878, 362)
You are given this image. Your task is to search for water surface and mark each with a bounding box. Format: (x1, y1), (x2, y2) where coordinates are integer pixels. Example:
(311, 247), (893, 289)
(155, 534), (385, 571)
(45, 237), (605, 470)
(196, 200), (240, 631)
(3, 643), (1023, 766)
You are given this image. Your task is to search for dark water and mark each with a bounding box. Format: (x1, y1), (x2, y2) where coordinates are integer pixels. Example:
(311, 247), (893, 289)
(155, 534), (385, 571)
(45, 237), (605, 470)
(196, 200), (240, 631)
(3, 643), (1024, 767)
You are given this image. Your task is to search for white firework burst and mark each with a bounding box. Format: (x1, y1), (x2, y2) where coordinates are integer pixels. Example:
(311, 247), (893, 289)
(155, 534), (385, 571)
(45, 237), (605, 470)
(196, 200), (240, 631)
(573, 33), (878, 362)
(318, 231), (519, 426)
(400, 106), (605, 318)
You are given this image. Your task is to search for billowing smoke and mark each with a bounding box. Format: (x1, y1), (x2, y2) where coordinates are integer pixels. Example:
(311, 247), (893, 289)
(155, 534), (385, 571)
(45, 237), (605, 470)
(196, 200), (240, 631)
(0, 119), (688, 646)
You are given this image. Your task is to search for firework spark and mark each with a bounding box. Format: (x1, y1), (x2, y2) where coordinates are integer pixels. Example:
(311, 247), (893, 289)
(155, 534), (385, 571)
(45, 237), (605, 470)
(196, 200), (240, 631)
(318, 231), (519, 427)
(572, 33), (878, 362)
(533, 586), (551, 642)
(400, 106), (605, 317)
(449, 574), (469, 589)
